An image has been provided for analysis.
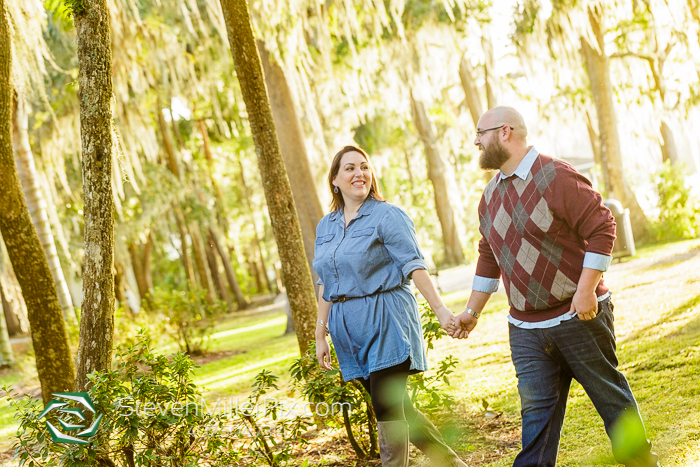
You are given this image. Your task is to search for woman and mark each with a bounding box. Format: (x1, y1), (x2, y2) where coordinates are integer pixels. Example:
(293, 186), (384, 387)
(313, 145), (467, 467)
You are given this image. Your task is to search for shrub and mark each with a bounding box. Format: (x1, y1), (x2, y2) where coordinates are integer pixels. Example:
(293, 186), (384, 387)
(149, 287), (225, 355)
(649, 161), (700, 242)
(5, 332), (311, 467)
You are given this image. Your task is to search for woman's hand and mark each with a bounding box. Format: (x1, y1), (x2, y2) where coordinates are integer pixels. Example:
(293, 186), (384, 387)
(434, 305), (457, 334)
(316, 337), (333, 371)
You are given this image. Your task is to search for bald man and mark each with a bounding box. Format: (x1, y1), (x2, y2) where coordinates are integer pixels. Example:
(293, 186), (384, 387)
(453, 107), (659, 466)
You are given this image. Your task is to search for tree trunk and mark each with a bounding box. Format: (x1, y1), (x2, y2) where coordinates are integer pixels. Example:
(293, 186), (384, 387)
(174, 207), (196, 286)
(258, 40), (324, 291)
(220, 0), (317, 355)
(189, 223), (216, 305)
(0, 286), (14, 367)
(114, 254), (132, 316)
(209, 226), (249, 309)
(584, 108), (608, 192)
(11, 93), (77, 325)
(0, 3), (75, 401)
(458, 56), (484, 131)
(127, 234), (153, 306)
(205, 230), (234, 311)
(581, 6), (649, 239)
(410, 93), (465, 265)
(482, 25), (498, 109)
(157, 94), (180, 180)
(0, 239), (29, 336)
(73, 0), (115, 392)
(660, 120), (679, 165)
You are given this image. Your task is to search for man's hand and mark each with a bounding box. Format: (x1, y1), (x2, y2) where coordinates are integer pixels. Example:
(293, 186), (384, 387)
(569, 288), (598, 320)
(451, 311), (478, 339)
(434, 305), (457, 334)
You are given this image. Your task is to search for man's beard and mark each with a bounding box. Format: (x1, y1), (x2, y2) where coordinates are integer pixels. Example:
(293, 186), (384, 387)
(479, 140), (510, 170)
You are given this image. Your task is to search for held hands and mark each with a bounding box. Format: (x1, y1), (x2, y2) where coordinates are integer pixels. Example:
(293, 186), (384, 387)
(568, 288), (598, 320)
(450, 310), (478, 339)
(434, 305), (458, 334)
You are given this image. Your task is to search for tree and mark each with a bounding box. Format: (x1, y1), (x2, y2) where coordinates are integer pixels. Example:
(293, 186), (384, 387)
(11, 92), (77, 325)
(410, 92), (465, 265)
(71, 0), (116, 392)
(0, 0), (75, 402)
(219, 0), (317, 355)
(580, 5), (649, 238)
(258, 40), (324, 290)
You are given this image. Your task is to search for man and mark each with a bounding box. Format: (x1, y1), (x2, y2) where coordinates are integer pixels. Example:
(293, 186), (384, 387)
(453, 106), (659, 467)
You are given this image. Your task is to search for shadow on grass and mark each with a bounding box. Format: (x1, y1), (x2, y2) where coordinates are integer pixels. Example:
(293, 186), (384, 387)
(637, 245), (700, 273)
(619, 292), (700, 346)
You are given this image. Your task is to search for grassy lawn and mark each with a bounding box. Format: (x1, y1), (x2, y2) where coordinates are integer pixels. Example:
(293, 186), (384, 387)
(0, 238), (698, 466)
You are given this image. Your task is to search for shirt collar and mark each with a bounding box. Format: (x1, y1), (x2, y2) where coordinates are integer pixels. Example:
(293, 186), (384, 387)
(498, 146), (539, 183)
(330, 195), (378, 222)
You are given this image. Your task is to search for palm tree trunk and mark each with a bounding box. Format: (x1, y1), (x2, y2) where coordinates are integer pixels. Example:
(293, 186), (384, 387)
(0, 3), (75, 401)
(258, 40), (324, 291)
(174, 207), (196, 286)
(410, 92), (465, 266)
(73, 0), (115, 392)
(219, 0), (318, 355)
(205, 230), (234, 311)
(581, 6), (649, 239)
(11, 92), (77, 325)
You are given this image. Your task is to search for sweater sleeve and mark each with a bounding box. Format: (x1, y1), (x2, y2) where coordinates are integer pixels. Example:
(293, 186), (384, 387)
(475, 194), (501, 280)
(549, 162), (616, 259)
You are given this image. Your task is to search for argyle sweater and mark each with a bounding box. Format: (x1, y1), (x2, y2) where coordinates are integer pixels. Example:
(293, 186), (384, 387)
(476, 154), (616, 322)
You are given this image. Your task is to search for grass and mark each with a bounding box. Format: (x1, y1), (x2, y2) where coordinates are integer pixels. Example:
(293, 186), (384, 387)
(0, 238), (699, 466)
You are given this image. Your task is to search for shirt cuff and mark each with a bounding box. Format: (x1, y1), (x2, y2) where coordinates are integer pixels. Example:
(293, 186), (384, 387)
(583, 252), (612, 272)
(317, 278), (323, 285)
(472, 275), (500, 294)
(402, 259), (430, 280)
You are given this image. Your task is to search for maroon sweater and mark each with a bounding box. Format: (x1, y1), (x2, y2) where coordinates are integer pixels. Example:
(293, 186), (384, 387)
(476, 154), (616, 322)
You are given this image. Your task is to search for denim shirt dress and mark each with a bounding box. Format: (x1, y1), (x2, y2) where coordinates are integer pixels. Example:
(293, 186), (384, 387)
(312, 197), (429, 381)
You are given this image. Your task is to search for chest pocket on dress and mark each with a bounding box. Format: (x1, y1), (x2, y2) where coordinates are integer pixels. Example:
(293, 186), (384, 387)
(314, 234), (335, 257)
(343, 228), (375, 255)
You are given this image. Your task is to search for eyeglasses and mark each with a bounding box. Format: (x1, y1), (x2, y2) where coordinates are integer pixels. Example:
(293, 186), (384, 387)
(475, 125), (513, 137)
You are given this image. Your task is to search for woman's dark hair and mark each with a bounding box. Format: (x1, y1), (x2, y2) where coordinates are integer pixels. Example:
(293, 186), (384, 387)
(327, 145), (385, 212)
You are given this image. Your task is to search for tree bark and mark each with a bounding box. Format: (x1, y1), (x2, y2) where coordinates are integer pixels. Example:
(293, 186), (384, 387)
(0, 286), (14, 367)
(156, 94), (180, 180)
(114, 254), (132, 316)
(11, 93), (77, 325)
(581, 6), (649, 239)
(258, 41), (324, 290)
(458, 56), (484, 131)
(209, 226), (249, 310)
(205, 230), (234, 310)
(482, 25), (498, 109)
(189, 223), (216, 305)
(127, 234), (153, 306)
(220, 0), (317, 355)
(73, 0), (115, 392)
(0, 2), (75, 401)
(410, 93), (465, 265)
(174, 207), (196, 286)
(660, 120), (679, 165)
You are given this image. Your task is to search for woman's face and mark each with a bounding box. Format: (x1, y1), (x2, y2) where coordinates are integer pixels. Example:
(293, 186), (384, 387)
(332, 151), (372, 204)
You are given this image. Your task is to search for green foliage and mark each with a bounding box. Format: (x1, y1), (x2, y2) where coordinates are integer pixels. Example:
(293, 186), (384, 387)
(5, 334), (311, 466)
(290, 341), (379, 460)
(149, 287), (226, 355)
(62, 0), (86, 16)
(649, 161), (700, 243)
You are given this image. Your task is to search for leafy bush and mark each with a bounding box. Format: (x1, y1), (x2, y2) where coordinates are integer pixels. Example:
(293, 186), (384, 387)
(5, 332), (311, 467)
(149, 287), (225, 355)
(649, 161), (700, 242)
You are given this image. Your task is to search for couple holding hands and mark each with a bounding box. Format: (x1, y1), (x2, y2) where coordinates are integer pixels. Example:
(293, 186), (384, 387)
(312, 107), (659, 467)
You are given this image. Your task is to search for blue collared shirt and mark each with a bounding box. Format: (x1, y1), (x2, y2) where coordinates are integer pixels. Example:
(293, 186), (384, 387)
(473, 147), (613, 328)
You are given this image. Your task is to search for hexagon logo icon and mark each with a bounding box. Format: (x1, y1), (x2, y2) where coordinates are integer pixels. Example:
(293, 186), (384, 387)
(38, 392), (103, 444)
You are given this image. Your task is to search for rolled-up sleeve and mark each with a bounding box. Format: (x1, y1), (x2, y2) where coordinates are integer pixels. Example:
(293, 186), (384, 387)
(473, 275), (500, 293)
(380, 207), (429, 281)
(583, 252), (612, 271)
